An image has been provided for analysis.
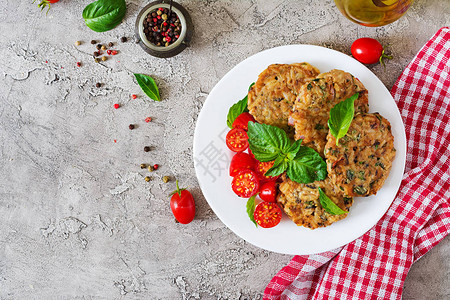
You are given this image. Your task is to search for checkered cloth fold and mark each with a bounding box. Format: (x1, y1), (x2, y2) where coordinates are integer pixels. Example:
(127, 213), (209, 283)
(264, 27), (450, 300)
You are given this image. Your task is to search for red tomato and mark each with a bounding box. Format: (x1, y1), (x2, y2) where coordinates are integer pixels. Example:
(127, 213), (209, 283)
(231, 169), (260, 198)
(170, 181), (195, 224)
(35, 0), (60, 13)
(229, 152), (256, 177)
(254, 202), (282, 228)
(255, 160), (280, 181)
(259, 180), (278, 203)
(351, 38), (392, 65)
(232, 112), (256, 131)
(226, 128), (249, 152)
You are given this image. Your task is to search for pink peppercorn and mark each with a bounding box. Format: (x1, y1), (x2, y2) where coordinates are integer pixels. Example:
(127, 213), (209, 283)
(76, 62), (81, 67)
(145, 117), (152, 123)
(131, 94), (137, 99)
(114, 103), (120, 109)
(153, 164), (159, 170)
(111, 50), (118, 55)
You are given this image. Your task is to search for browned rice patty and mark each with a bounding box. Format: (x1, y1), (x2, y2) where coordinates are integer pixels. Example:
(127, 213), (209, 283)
(277, 177), (353, 229)
(247, 63), (320, 134)
(325, 113), (396, 197)
(290, 69), (369, 156)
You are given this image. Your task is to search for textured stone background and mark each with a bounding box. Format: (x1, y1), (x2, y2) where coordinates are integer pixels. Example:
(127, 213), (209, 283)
(0, 0), (449, 299)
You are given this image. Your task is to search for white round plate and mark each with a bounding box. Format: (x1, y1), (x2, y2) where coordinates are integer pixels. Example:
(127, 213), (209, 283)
(193, 45), (406, 255)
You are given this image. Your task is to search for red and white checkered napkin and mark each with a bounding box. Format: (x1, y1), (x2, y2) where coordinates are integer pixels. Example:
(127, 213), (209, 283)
(264, 27), (450, 300)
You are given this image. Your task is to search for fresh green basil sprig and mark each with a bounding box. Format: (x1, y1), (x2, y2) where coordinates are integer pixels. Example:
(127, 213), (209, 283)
(83, 0), (126, 32)
(247, 122), (327, 184)
(134, 74), (160, 101)
(328, 93), (359, 146)
(318, 188), (348, 215)
(226, 83), (255, 128)
(246, 195), (257, 227)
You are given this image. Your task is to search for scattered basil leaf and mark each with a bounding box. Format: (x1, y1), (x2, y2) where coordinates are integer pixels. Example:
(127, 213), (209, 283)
(82, 0), (126, 32)
(265, 155), (288, 177)
(286, 146), (327, 183)
(318, 188), (348, 215)
(247, 122), (291, 162)
(226, 83), (255, 128)
(328, 93), (359, 146)
(134, 74), (160, 101)
(246, 195), (257, 227)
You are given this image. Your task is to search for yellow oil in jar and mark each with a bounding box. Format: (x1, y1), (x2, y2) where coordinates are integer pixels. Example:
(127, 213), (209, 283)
(334, 0), (414, 27)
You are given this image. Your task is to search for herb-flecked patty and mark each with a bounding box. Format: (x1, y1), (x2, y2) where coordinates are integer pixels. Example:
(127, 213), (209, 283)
(325, 113), (396, 197)
(247, 63), (320, 134)
(290, 69), (369, 156)
(277, 177), (353, 229)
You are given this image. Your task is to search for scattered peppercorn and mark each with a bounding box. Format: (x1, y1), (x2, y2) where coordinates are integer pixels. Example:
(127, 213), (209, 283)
(108, 42), (114, 47)
(94, 51), (100, 57)
(120, 36), (127, 43)
(114, 103), (120, 109)
(145, 117), (152, 123)
(101, 56), (107, 61)
(101, 45), (107, 51)
(144, 176), (151, 182)
(153, 164), (159, 170)
(75, 41), (81, 46)
(96, 82), (101, 88)
(129, 124), (135, 130)
(107, 50), (112, 55)
(96, 44), (102, 50)
(91, 40), (97, 44)
(147, 165), (154, 172)
(144, 146), (151, 152)
(140, 163), (147, 169)
(131, 94), (137, 99)
(94, 58), (100, 63)
(163, 176), (170, 183)
(111, 50), (118, 55)
(76, 62), (81, 67)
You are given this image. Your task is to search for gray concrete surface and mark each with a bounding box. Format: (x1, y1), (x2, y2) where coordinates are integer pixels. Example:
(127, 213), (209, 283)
(0, 0), (449, 299)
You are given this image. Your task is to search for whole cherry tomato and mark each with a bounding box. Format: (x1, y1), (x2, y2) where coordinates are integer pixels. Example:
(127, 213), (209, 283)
(226, 128), (249, 152)
(259, 180), (278, 203)
(254, 202), (282, 228)
(351, 38), (392, 65)
(232, 112), (256, 131)
(255, 160), (280, 182)
(34, 0), (60, 13)
(229, 152), (256, 177)
(231, 169), (260, 198)
(170, 181), (195, 224)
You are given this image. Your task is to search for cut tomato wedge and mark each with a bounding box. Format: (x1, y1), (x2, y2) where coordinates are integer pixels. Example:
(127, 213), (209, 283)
(254, 202), (282, 228)
(231, 169), (260, 198)
(255, 160), (280, 181)
(226, 128), (249, 152)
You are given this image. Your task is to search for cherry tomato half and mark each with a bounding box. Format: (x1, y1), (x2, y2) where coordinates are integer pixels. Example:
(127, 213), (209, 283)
(351, 37), (391, 65)
(255, 160), (280, 182)
(259, 180), (278, 203)
(231, 169), (260, 198)
(229, 152), (256, 177)
(254, 202), (282, 228)
(170, 181), (195, 224)
(232, 112), (256, 131)
(226, 128), (249, 152)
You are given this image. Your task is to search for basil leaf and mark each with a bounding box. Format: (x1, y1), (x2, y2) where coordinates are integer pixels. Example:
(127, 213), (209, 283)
(83, 0), (126, 32)
(265, 155), (288, 177)
(328, 93), (359, 145)
(318, 188), (348, 215)
(286, 146), (327, 183)
(134, 74), (160, 101)
(226, 83), (255, 128)
(247, 122), (291, 162)
(286, 139), (302, 160)
(246, 195), (257, 227)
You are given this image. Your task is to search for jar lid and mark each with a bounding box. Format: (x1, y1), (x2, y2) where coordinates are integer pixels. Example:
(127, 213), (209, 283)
(135, 0), (193, 58)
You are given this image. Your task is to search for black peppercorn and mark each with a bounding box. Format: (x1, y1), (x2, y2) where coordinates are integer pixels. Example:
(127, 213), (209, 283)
(120, 37), (127, 43)
(90, 40), (96, 44)
(96, 44), (102, 50)
(108, 42), (114, 47)
(95, 82), (101, 88)
(94, 51), (100, 57)
(144, 146), (151, 152)
(129, 124), (135, 130)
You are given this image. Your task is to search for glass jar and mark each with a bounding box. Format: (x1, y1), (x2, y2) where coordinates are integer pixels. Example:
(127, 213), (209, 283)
(334, 0), (414, 27)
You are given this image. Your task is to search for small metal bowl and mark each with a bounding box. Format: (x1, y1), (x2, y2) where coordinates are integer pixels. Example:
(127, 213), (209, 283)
(135, 0), (193, 58)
